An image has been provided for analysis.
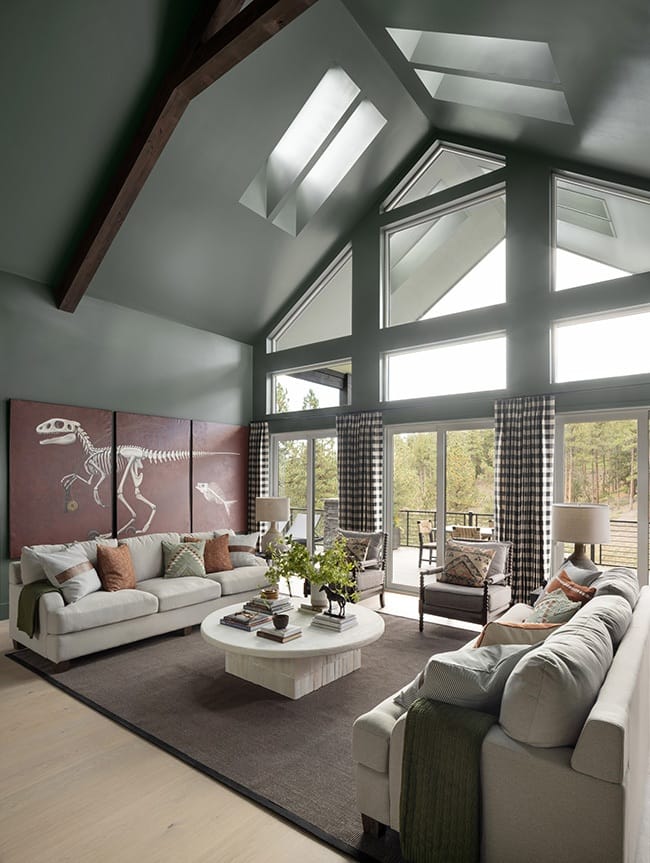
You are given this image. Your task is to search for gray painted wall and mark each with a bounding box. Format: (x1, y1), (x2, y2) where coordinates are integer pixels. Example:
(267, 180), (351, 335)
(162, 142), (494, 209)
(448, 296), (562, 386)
(0, 274), (253, 618)
(254, 140), (650, 430)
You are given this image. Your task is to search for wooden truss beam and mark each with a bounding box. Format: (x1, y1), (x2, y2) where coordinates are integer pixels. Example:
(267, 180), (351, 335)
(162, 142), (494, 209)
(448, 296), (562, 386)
(56, 0), (318, 313)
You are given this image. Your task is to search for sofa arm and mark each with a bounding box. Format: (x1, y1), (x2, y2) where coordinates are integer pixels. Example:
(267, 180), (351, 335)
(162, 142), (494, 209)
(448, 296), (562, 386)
(353, 695), (406, 774)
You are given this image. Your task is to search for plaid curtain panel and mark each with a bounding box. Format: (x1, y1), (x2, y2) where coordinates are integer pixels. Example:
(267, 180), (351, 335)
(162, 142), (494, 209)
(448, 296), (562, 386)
(247, 421), (269, 533)
(336, 411), (383, 532)
(494, 396), (555, 603)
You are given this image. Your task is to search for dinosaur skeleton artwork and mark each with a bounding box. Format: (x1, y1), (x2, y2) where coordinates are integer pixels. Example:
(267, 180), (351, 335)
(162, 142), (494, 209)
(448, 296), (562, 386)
(36, 417), (240, 535)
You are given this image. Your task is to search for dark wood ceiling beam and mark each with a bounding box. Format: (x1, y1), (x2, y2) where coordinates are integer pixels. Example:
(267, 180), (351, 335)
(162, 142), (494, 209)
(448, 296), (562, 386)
(56, 0), (318, 313)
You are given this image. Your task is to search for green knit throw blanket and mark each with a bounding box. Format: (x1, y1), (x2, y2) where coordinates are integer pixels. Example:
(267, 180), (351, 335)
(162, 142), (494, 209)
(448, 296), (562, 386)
(17, 581), (62, 637)
(400, 698), (497, 863)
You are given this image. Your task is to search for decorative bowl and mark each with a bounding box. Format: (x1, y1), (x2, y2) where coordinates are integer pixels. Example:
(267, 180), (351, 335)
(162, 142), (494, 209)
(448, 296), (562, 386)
(273, 613), (290, 630)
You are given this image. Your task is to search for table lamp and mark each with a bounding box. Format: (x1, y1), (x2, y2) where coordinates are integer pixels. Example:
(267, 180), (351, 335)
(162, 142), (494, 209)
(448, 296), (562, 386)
(255, 496), (290, 553)
(551, 503), (610, 571)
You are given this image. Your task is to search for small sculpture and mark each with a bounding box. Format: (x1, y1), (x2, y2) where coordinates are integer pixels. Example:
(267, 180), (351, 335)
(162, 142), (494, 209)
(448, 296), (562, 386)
(319, 583), (347, 618)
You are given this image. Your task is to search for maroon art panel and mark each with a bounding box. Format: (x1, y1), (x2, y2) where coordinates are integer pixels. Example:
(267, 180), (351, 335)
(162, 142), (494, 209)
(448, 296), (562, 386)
(9, 400), (114, 557)
(192, 421), (248, 533)
(115, 413), (191, 537)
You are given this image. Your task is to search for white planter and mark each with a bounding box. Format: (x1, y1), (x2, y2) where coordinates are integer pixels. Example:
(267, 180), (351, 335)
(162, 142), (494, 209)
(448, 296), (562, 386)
(310, 581), (328, 609)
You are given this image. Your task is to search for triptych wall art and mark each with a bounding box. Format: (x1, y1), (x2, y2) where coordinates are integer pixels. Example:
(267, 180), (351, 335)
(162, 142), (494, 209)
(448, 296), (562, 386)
(9, 400), (248, 557)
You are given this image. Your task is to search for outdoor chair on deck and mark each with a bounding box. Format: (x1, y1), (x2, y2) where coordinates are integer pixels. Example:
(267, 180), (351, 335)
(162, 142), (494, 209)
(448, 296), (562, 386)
(419, 540), (512, 629)
(283, 512), (308, 545)
(451, 525), (482, 540)
(417, 519), (436, 567)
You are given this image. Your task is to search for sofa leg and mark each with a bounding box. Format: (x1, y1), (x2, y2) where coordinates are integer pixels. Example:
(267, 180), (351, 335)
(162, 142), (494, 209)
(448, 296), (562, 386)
(51, 660), (71, 674)
(181, 626), (193, 636)
(379, 590), (385, 609)
(361, 814), (386, 838)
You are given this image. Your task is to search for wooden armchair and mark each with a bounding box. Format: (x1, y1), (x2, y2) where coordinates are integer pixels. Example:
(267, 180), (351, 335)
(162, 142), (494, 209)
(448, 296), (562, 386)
(417, 519), (436, 567)
(451, 525), (482, 540)
(419, 540), (513, 629)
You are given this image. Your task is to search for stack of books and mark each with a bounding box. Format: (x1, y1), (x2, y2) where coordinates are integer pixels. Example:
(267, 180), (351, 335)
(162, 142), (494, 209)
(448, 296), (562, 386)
(257, 624), (302, 643)
(311, 612), (358, 632)
(220, 609), (273, 631)
(244, 595), (293, 615)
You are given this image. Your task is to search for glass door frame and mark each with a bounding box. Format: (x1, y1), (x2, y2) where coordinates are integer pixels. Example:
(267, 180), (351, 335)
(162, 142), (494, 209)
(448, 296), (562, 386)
(270, 428), (336, 552)
(385, 417), (494, 593)
(554, 408), (649, 584)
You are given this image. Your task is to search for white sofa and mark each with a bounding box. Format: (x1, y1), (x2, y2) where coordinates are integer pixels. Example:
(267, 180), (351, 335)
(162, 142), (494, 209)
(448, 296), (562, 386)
(353, 571), (650, 863)
(9, 531), (272, 669)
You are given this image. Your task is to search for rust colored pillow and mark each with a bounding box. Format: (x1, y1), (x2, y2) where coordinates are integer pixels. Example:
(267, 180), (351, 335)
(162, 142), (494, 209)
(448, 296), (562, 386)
(97, 544), (136, 591)
(542, 569), (596, 605)
(183, 534), (233, 573)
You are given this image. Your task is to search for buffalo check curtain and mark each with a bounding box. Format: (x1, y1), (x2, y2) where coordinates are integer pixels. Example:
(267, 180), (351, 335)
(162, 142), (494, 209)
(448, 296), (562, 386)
(336, 411), (383, 532)
(247, 421), (269, 534)
(494, 396), (555, 603)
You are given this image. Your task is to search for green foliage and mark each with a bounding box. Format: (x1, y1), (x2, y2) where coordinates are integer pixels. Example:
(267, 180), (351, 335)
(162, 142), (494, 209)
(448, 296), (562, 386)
(266, 537), (357, 599)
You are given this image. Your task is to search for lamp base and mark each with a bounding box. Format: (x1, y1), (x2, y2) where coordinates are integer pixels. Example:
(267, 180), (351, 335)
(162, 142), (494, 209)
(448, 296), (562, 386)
(566, 543), (599, 572)
(260, 523), (284, 554)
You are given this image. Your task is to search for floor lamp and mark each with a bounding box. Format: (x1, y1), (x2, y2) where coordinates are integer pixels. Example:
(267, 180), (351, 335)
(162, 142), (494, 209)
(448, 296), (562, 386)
(551, 503), (611, 571)
(256, 496), (290, 554)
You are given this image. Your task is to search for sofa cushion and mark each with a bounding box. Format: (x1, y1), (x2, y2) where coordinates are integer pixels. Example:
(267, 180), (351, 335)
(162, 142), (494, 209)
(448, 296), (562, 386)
(228, 532), (259, 553)
(438, 545), (495, 587)
(416, 643), (533, 714)
(184, 534), (233, 573)
(591, 566), (640, 609)
(423, 580), (510, 615)
(356, 569), (385, 592)
(35, 545), (102, 604)
(136, 577), (221, 612)
(229, 551), (263, 568)
(499, 615), (613, 747)
(162, 540), (206, 578)
(571, 594), (632, 649)
(20, 538), (117, 585)
(47, 588), (158, 635)
(205, 565), (270, 596)
(528, 589), (581, 623)
(119, 532), (181, 581)
(96, 544), (136, 591)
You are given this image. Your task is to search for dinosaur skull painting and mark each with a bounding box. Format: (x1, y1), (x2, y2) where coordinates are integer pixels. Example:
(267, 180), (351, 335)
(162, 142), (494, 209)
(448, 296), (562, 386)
(36, 417), (81, 446)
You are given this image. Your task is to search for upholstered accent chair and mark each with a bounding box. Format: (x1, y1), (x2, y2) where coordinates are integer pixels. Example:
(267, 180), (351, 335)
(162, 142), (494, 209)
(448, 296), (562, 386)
(417, 519), (436, 567)
(333, 529), (388, 608)
(419, 540), (513, 629)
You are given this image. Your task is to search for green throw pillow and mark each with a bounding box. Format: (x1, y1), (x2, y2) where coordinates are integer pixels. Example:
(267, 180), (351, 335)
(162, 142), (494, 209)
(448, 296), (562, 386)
(162, 540), (206, 578)
(528, 588), (581, 623)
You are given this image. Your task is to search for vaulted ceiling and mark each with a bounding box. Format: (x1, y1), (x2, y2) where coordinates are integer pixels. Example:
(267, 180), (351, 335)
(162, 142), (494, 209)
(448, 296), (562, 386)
(2, 0), (649, 344)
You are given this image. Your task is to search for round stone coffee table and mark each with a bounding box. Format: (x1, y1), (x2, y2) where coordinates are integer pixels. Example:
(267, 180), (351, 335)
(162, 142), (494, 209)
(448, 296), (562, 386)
(200, 598), (385, 699)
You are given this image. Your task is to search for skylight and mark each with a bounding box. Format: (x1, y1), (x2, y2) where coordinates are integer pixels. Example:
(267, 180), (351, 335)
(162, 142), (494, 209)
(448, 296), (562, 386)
(387, 28), (573, 126)
(240, 68), (386, 236)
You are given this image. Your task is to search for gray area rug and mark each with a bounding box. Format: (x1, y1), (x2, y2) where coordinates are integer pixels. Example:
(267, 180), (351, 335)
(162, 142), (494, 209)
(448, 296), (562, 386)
(9, 613), (473, 862)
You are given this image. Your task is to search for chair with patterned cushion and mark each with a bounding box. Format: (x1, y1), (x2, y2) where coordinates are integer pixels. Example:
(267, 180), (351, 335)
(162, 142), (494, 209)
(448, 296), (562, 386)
(333, 528), (388, 608)
(417, 519), (436, 567)
(451, 525), (482, 541)
(419, 540), (513, 630)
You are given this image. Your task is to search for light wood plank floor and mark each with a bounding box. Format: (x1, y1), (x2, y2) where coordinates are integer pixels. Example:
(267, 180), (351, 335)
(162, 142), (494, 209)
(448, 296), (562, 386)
(3, 593), (649, 863)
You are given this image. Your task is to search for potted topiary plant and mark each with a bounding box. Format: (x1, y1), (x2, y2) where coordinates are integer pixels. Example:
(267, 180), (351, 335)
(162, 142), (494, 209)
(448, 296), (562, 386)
(266, 537), (358, 609)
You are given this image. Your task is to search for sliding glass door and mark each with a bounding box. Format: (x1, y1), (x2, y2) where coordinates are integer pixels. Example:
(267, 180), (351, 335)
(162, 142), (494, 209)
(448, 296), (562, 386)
(272, 430), (337, 551)
(386, 421), (494, 592)
(555, 411), (649, 581)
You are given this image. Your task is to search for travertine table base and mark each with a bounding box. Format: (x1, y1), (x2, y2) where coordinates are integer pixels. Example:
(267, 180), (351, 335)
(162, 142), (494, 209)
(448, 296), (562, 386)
(201, 598), (384, 699)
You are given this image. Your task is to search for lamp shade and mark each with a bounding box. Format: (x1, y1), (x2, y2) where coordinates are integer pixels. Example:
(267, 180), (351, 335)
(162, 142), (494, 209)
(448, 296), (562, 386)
(255, 496), (290, 523)
(551, 503), (611, 544)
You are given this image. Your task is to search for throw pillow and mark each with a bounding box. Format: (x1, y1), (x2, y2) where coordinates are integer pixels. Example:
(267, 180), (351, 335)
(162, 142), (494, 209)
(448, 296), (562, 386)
(540, 569), (596, 605)
(228, 532), (259, 554)
(447, 539), (511, 577)
(394, 670), (425, 709)
(528, 589), (581, 624)
(438, 545), (496, 587)
(337, 529), (384, 563)
(342, 536), (370, 569)
(474, 620), (561, 648)
(229, 551), (265, 567)
(162, 540), (206, 578)
(35, 545), (102, 603)
(183, 534), (233, 573)
(96, 544), (136, 591)
(419, 643), (534, 715)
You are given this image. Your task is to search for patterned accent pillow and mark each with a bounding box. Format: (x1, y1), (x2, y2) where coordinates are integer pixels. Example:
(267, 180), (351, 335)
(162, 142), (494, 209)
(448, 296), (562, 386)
(162, 541), (206, 578)
(97, 544), (136, 591)
(183, 534), (233, 573)
(337, 529), (384, 563)
(528, 589), (581, 623)
(343, 536), (370, 569)
(438, 545), (496, 587)
(541, 569), (596, 605)
(35, 545), (102, 603)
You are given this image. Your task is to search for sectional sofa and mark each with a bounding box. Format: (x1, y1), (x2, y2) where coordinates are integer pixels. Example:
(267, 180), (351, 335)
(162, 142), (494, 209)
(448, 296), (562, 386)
(353, 566), (649, 863)
(9, 530), (271, 669)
